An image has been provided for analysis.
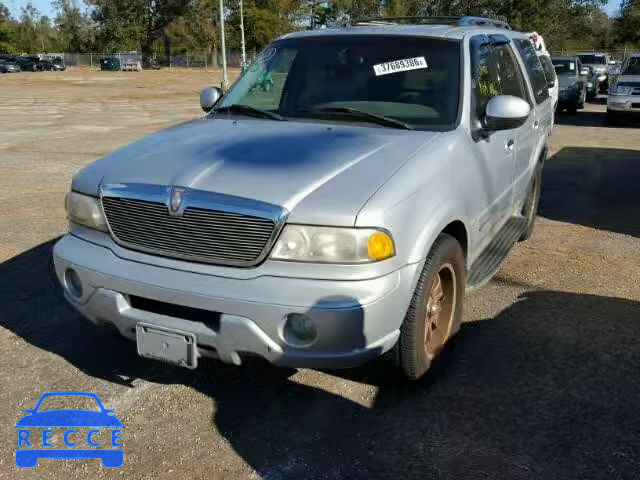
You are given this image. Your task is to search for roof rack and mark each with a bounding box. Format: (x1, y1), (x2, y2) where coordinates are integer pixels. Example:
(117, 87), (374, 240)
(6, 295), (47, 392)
(354, 16), (511, 30)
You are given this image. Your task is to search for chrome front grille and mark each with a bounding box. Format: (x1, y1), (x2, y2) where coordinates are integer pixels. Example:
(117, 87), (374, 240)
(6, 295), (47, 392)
(101, 188), (283, 267)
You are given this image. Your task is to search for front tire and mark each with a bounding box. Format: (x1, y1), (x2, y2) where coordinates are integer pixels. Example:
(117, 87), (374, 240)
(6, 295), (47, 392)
(393, 234), (465, 380)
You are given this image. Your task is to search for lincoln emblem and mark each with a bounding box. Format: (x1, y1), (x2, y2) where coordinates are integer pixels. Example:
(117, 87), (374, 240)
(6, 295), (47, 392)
(168, 186), (186, 216)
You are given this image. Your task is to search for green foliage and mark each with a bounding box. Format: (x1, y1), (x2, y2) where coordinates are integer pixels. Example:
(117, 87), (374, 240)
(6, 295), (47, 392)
(616, 0), (640, 46)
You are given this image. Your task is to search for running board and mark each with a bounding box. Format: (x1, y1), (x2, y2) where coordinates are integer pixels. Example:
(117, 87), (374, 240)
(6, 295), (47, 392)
(467, 216), (528, 291)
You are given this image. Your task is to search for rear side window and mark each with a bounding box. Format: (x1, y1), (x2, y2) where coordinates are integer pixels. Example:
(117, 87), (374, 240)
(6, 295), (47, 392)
(491, 43), (529, 101)
(513, 39), (549, 104)
(538, 55), (557, 85)
(470, 38), (501, 119)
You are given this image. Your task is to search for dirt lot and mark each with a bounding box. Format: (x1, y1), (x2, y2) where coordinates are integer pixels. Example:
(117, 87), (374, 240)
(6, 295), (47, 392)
(1, 70), (639, 479)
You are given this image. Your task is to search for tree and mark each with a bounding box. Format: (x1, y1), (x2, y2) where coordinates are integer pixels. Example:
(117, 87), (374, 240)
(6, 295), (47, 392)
(0, 3), (17, 53)
(615, 0), (640, 46)
(15, 3), (52, 53)
(54, 0), (94, 52)
(88, 0), (190, 64)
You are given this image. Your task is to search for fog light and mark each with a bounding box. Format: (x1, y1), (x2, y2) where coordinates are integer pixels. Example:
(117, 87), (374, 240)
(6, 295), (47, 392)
(64, 268), (83, 298)
(284, 313), (317, 345)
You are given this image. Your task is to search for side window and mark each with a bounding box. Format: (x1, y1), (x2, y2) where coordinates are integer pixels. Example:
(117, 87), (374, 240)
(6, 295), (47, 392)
(491, 43), (529, 101)
(538, 55), (557, 85)
(470, 37), (501, 119)
(514, 39), (549, 104)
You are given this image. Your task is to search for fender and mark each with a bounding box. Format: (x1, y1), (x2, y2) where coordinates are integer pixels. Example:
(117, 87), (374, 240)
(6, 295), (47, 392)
(408, 204), (472, 268)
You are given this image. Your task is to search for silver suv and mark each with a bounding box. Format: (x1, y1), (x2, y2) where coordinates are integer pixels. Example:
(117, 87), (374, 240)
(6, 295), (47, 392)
(607, 53), (640, 121)
(54, 17), (553, 379)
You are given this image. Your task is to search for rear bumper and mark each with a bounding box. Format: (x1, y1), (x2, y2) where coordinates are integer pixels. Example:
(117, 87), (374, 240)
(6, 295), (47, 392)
(53, 234), (421, 369)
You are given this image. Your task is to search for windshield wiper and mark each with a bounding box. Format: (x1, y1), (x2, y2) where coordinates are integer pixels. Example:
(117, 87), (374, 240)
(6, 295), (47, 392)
(295, 106), (414, 130)
(213, 104), (285, 121)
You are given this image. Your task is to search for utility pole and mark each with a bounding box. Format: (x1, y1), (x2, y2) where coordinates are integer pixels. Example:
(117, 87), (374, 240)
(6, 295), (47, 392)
(239, 0), (246, 66)
(219, 0), (229, 89)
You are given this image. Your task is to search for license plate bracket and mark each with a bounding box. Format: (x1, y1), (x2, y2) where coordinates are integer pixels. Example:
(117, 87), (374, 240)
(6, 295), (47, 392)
(136, 323), (197, 369)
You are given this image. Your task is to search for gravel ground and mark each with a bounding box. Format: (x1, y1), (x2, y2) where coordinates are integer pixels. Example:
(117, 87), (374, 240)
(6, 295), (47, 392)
(1, 71), (639, 479)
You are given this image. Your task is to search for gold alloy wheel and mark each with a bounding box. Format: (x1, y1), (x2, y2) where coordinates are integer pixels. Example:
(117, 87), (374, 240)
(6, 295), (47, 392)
(424, 263), (457, 357)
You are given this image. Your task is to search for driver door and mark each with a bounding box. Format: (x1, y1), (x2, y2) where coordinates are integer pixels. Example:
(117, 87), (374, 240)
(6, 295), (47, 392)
(467, 35), (516, 244)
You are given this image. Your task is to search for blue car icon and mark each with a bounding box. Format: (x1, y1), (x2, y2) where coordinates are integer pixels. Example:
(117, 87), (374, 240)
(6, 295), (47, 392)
(15, 391), (123, 468)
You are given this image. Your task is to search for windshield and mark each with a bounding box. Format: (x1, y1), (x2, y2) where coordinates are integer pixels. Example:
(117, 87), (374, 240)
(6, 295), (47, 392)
(216, 35), (461, 130)
(577, 54), (606, 65)
(622, 57), (640, 76)
(552, 59), (577, 75)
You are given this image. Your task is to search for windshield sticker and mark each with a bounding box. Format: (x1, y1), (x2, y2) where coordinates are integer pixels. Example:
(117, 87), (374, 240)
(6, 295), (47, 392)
(570, 63), (575, 70)
(373, 57), (428, 76)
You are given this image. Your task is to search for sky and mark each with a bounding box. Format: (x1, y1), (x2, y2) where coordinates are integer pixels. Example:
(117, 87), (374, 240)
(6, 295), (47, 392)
(4, 0), (626, 18)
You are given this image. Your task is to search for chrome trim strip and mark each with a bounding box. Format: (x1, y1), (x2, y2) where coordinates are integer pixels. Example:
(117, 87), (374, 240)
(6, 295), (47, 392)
(99, 183), (288, 267)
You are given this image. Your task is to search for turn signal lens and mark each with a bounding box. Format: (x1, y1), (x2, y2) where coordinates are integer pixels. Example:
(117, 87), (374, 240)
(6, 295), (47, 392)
(367, 232), (395, 261)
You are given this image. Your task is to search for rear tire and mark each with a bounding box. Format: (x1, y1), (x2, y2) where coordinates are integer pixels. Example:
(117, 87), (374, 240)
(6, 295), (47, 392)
(392, 234), (465, 380)
(519, 165), (542, 242)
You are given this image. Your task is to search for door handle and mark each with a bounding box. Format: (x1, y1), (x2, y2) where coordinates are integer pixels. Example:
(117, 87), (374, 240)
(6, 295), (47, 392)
(505, 139), (515, 153)
(533, 120), (540, 130)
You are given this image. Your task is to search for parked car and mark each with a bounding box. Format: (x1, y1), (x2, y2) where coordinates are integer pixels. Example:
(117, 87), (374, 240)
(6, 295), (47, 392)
(552, 56), (588, 113)
(607, 53), (640, 123)
(100, 57), (121, 71)
(13, 56), (42, 71)
(37, 56), (66, 71)
(576, 53), (613, 95)
(54, 16), (553, 380)
(0, 62), (21, 73)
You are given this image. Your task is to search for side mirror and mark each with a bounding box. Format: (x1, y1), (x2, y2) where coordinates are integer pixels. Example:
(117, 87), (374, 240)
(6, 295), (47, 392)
(580, 68), (590, 76)
(200, 86), (223, 112)
(484, 95), (531, 132)
(608, 60), (617, 65)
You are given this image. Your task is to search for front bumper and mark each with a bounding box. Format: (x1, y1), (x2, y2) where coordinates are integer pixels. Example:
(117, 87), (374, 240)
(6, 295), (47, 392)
(53, 234), (421, 369)
(608, 95), (640, 114)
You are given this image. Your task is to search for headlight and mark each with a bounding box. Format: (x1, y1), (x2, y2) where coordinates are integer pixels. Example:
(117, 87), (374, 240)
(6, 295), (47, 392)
(610, 85), (633, 95)
(65, 191), (108, 231)
(270, 225), (395, 263)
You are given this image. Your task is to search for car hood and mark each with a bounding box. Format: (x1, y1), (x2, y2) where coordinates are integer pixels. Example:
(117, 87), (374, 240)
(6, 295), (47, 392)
(74, 118), (439, 225)
(616, 74), (640, 83)
(16, 410), (123, 427)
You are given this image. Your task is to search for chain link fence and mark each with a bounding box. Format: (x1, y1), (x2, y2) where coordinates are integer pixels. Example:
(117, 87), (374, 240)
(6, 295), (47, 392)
(60, 51), (246, 70)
